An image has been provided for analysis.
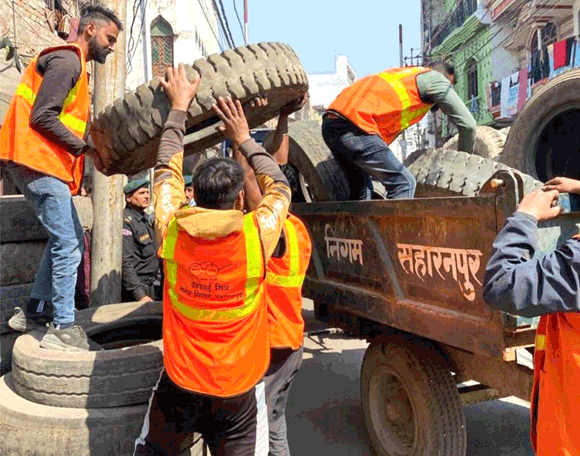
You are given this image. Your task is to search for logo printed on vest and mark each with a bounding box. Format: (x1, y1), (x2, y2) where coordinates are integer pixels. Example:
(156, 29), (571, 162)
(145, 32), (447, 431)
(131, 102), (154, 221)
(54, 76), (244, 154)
(188, 261), (234, 279)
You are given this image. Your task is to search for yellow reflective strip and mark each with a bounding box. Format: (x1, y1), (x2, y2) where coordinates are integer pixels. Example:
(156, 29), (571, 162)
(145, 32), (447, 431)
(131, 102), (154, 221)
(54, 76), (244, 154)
(379, 72), (411, 129)
(16, 84), (36, 106)
(266, 271), (305, 288)
(58, 112), (87, 135)
(244, 214), (262, 298)
(169, 286), (263, 321)
(401, 105), (431, 127)
(160, 219), (179, 260)
(536, 334), (546, 351)
(63, 81), (80, 109)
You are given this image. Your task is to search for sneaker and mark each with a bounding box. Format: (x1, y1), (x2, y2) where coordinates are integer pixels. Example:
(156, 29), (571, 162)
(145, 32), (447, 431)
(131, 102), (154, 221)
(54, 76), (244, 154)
(39, 323), (103, 352)
(8, 307), (50, 332)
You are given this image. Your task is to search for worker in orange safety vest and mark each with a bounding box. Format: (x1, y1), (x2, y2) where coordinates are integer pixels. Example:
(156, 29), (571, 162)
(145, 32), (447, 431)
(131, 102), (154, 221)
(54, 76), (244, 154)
(483, 176), (580, 456)
(134, 64), (293, 456)
(1, 4), (122, 351)
(232, 94), (313, 456)
(322, 62), (477, 200)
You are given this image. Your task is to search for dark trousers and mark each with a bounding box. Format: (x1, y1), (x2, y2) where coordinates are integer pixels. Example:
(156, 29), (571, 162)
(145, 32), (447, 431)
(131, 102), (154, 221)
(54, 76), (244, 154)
(263, 347), (303, 456)
(134, 370), (269, 456)
(321, 116), (416, 200)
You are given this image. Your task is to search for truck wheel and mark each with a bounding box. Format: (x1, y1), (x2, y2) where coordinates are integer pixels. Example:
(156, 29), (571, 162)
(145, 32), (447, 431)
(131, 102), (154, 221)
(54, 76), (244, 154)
(500, 70), (580, 181)
(0, 373), (205, 456)
(361, 337), (466, 456)
(91, 43), (308, 176)
(0, 242), (45, 286)
(263, 120), (351, 201)
(11, 301), (164, 408)
(442, 126), (505, 160)
(408, 148), (542, 197)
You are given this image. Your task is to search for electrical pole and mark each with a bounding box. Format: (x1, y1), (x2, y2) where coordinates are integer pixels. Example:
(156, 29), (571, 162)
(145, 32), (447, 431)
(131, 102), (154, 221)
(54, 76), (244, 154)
(399, 24), (403, 67)
(90, 0), (127, 306)
(244, 0), (249, 44)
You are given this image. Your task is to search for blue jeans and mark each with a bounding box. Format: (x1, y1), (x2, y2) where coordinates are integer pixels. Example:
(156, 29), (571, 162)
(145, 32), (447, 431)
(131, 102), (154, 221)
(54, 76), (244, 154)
(321, 116), (416, 200)
(6, 163), (83, 325)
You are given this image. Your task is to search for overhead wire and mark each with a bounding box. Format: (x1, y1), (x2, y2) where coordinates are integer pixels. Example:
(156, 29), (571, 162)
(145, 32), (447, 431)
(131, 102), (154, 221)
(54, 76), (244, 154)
(198, 0), (224, 52)
(233, 0), (245, 44)
(217, 0), (236, 48)
(125, 0), (145, 75)
(212, 0), (235, 49)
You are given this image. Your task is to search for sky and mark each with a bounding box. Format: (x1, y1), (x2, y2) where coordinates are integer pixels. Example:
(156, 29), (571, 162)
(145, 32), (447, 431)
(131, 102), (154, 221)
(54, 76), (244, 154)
(220, 0), (422, 78)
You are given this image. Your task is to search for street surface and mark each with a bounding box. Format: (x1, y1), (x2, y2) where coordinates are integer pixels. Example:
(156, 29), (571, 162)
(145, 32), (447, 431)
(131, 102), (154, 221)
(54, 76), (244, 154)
(286, 300), (535, 456)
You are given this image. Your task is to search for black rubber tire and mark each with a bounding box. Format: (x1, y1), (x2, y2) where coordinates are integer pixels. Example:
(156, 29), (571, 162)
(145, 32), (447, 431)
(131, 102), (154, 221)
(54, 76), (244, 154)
(281, 120), (351, 201)
(0, 282), (32, 335)
(408, 148), (542, 198)
(402, 148), (429, 168)
(11, 301), (164, 408)
(0, 373), (205, 456)
(0, 332), (19, 375)
(91, 42), (308, 176)
(361, 336), (466, 456)
(443, 126), (505, 159)
(0, 241), (45, 286)
(500, 70), (580, 181)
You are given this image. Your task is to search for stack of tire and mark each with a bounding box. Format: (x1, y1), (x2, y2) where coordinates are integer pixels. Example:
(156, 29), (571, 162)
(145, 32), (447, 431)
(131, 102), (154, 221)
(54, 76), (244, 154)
(0, 194), (93, 375)
(0, 300), (206, 455)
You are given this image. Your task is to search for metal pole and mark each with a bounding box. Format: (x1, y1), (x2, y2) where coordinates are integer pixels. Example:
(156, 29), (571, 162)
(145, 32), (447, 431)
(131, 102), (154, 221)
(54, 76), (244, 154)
(399, 24), (403, 67)
(90, 0), (127, 306)
(244, 0), (248, 44)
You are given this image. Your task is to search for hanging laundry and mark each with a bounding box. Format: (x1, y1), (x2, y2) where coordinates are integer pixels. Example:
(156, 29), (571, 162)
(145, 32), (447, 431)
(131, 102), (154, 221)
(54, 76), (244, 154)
(566, 37), (575, 66)
(554, 39), (566, 70)
(540, 45), (550, 80)
(500, 75), (511, 118)
(507, 71), (519, 117)
(517, 67), (528, 112)
(575, 37), (580, 67)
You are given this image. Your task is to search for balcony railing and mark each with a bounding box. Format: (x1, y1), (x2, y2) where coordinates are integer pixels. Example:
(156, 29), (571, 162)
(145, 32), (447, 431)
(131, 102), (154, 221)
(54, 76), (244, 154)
(431, 0), (479, 48)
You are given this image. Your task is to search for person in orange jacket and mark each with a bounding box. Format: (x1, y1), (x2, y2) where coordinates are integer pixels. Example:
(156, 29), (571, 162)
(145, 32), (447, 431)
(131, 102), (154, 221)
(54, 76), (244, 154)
(322, 62), (477, 200)
(483, 176), (580, 456)
(233, 95), (313, 456)
(2, 4), (122, 351)
(134, 64), (292, 456)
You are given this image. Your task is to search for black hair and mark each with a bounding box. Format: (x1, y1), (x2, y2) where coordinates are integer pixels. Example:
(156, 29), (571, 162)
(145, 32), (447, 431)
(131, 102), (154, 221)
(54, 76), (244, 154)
(78, 3), (124, 33)
(193, 157), (244, 210)
(428, 61), (455, 79)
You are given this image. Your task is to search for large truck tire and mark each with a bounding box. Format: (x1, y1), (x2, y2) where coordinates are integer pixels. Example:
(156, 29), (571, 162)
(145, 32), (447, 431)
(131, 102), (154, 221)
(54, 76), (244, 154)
(442, 126), (505, 159)
(0, 241), (44, 286)
(0, 283), (33, 335)
(11, 301), (164, 408)
(361, 336), (466, 456)
(91, 42), (308, 176)
(408, 148), (542, 198)
(0, 374), (205, 456)
(500, 70), (580, 181)
(0, 196), (92, 244)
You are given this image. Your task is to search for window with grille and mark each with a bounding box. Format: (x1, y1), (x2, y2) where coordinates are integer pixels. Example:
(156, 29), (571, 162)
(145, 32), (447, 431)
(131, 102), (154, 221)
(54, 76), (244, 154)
(541, 22), (557, 47)
(151, 17), (174, 78)
(467, 59), (478, 100)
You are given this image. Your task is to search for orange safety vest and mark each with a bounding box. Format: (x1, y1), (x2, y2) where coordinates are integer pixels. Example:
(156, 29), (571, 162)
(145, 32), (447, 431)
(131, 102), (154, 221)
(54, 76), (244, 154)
(159, 213), (269, 397)
(0, 43), (89, 195)
(530, 313), (580, 455)
(266, 214), (312, 350)
(327, 67), (433, 145)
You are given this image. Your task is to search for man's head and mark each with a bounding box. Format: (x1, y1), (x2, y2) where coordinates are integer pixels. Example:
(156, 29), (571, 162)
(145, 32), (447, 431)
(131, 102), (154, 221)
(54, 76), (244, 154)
(428, 61), (456, 85)
(193, 158), (245, 210)
(78, 3), (123, 64)
(124, 178), (150, 211)
(184, 174), (194, 204)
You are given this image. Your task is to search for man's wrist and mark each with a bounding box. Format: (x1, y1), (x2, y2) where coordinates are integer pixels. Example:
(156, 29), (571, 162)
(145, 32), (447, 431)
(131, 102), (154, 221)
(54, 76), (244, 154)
(170, 104), (189, 113)
(233, 134), (252, 147)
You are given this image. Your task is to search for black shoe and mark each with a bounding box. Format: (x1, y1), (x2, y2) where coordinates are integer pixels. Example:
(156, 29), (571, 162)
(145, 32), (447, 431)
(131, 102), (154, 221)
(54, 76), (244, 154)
(39, 323), (103, 352)
(7, 307), (50, 333)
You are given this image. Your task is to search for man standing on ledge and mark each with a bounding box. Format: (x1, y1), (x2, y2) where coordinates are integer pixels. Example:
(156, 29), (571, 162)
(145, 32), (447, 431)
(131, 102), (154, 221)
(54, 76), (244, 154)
(122, 178), (162, 303)
(322, 62), (477, 200)
(1, 3), (122, 351)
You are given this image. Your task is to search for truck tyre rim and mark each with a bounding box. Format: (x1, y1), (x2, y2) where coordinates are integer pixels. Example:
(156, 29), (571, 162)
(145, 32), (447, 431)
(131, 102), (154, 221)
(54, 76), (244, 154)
(298, 172), (314, 203)
(88, 317), (162, 350)
(369, 366), (417, 455)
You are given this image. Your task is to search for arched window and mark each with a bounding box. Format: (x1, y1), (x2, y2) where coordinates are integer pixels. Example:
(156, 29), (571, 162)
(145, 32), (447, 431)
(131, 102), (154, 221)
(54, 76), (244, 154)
(151, 16), (174, 78)
(466, 58), (478, 100)
(541, 22), (557, 47)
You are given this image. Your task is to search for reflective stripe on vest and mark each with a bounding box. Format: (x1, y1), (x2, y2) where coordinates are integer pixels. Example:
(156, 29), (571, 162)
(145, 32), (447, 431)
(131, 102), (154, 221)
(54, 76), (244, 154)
(378, 71), (432, 130)
(162, 215), (263, 321)
(15, 81), (87, 136)
(266, 218), (305, 288)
